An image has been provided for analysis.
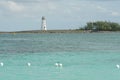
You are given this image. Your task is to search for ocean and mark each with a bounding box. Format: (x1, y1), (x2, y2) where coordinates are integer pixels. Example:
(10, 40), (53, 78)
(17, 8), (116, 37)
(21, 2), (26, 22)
(0, 33), (120, 80)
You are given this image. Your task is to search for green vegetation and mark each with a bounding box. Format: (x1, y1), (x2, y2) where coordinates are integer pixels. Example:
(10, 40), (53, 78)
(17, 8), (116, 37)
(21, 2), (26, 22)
(79, 21), (120, 31)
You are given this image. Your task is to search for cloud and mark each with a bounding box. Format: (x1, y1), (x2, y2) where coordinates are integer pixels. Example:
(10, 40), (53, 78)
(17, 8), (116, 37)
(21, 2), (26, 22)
(0, 1), (25, 12)
(0, 0), (62, 4)
(95, 5), (120, 17)
(97, 6), (107, 12)
(111, 12), (120, 16)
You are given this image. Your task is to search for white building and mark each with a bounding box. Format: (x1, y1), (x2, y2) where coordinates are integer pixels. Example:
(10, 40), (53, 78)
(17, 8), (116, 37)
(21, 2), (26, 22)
(41, 16), (47, 31)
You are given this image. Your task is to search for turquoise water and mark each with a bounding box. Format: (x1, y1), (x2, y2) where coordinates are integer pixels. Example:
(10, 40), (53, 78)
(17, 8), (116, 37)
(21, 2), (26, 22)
(0, 33), (120, 80)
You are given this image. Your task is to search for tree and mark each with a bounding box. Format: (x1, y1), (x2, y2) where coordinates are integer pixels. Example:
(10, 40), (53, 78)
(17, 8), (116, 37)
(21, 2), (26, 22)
(79, 21), (120, 31)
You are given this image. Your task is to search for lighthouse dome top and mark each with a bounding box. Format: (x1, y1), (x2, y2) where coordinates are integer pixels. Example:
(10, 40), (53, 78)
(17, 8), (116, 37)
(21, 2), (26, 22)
(42, 16), (45, 20)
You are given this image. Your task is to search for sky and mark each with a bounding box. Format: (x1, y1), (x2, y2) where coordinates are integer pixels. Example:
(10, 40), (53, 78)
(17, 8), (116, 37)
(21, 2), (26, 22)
(0, 0), (120, 31)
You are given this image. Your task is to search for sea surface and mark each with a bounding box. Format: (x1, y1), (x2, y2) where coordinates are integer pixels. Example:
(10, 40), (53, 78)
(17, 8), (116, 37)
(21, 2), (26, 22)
(0, 33), (120, 80)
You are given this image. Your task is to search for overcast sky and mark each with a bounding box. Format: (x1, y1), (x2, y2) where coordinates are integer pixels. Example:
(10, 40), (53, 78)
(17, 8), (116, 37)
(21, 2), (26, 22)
(0, 0), (120, 31)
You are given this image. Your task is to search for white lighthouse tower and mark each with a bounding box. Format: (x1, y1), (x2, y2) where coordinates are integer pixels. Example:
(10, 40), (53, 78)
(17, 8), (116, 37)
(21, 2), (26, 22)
(41, 16), (47, 31)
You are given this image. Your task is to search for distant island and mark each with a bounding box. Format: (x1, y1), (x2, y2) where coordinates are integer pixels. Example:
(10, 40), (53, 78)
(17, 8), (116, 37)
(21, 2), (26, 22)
(78, 21), (120, 32)
(0, 21), (120, 34)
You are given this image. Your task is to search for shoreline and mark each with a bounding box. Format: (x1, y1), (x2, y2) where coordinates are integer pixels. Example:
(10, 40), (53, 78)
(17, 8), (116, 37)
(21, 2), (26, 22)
(0, 30), (120, 34)
(0, 30), (86, 34)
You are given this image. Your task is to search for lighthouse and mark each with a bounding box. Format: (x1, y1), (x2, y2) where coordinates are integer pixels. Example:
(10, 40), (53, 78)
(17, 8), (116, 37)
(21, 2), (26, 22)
(41, 16), (47, 31)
